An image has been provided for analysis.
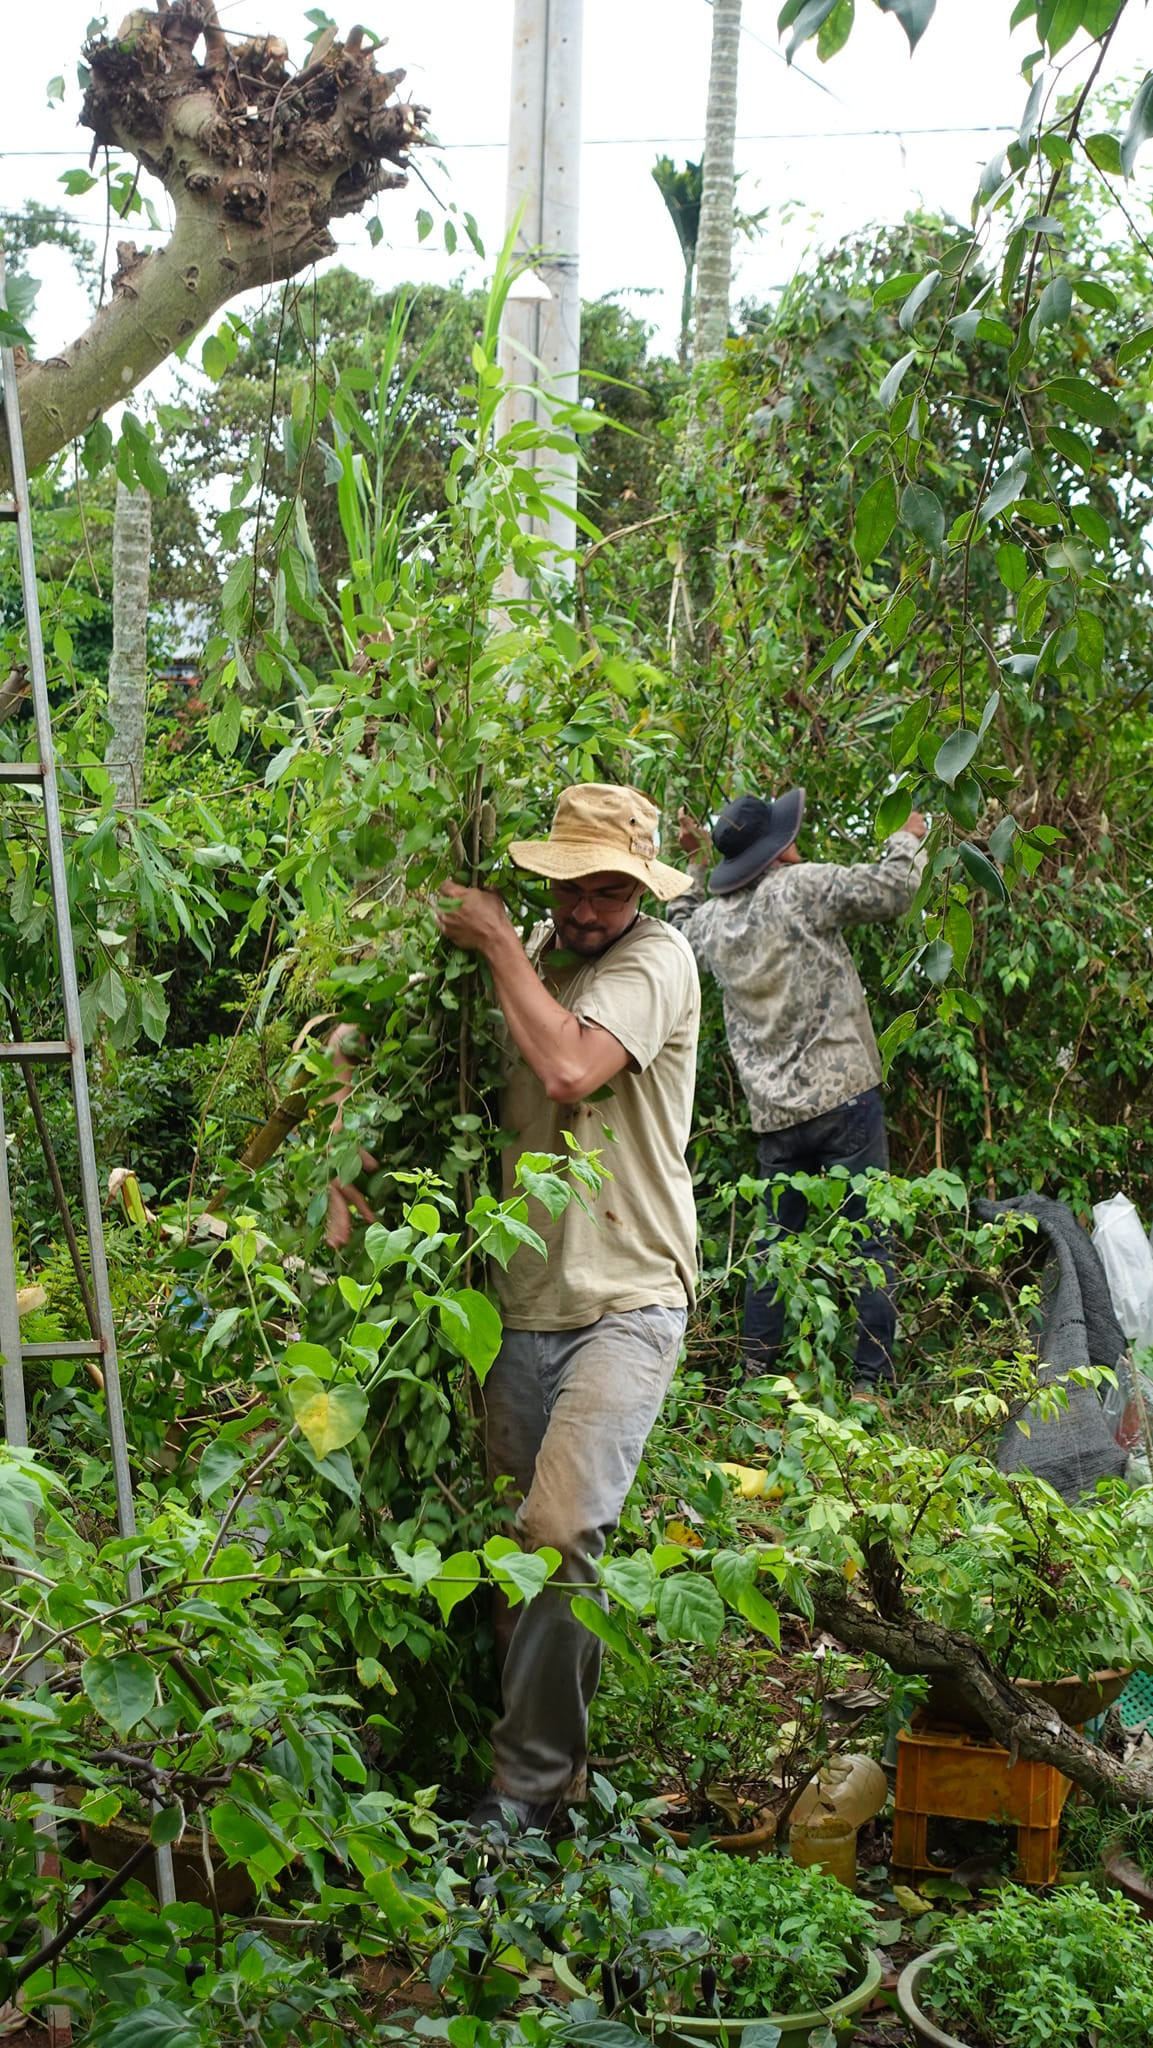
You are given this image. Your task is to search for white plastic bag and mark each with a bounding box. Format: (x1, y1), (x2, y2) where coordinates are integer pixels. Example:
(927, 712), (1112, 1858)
(1092, 1193), (1153, 1349)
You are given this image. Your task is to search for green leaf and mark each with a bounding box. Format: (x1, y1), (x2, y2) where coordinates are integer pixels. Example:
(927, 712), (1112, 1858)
(890, 696), (929, 766)
(196, 1442), (244, 1502)
(853, 473), (898, 566)
(1018, 72), (1044, 151)
(876, 0), (937, 50)
(202, 334), (229, 381)
(1084, 130), (1124, 175)
(900, 481), (945, 552)
(878, 1010), (917, 1075)
(878, 349), (916, 409)
(877, 786), (913, 838)
(210, 1802), (274, 1865)
(958, 842), (1009, 904)
(150, 1805), (184, 1848)
(101, 2004), (202, 2048)
(653, 1571), (726, 1648)
(288, 1375), (368, 1458)
(1037, 275), (1072, 327)
(784, 0), (842, 61)
(816, 0), (855, 60)
(570, 1593), (647, 1668)
(710, 1550), (781, 1643)
(934, 728), (979, 787)
(1071, 502), (1110, 548)
(435, 1287), (502, 1383)
(415, 207), (433, 241)
(996, 542), (1029, 592)
(1038, 0), (1090, 53)
(391, 1539), (443, 1590)
(988, 815), (1018, 862)
(885, 592), (918, 648)
(1121, 71), (1153, 177)
(430, 1551), (481, 1622)
(898, 269), (942, 333)
(944, 899), (974, 973)
(922, 938), (954, 984)
(82, 1651), (156, 1735)
(1047, 424), (1095, 472)
(979, 457), (1030, 529)
(120, 412), (167, 498)
(1046, 375), (1121, 428)
(1075, 606), (1105, 674)
(601, 1552), (657, 1613)
(1117, 324), (1153, 369)
(1075, 274), (1119, 310)
(484, 1539), (560, 1606)
(944, 774), (982, 830)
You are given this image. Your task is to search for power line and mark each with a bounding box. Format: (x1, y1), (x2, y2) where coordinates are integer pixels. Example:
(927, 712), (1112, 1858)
(0, 123), (1018, 163)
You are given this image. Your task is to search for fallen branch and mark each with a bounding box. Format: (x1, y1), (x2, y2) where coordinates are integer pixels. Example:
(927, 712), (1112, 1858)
(811, 1576), (1153, 1809)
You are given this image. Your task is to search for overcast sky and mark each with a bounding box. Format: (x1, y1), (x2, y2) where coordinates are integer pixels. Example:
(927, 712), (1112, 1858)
(1, 1), (1150, 365)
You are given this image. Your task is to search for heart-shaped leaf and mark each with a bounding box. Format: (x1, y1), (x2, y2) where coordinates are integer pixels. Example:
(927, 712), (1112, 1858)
(288, 1375), (368, 1458)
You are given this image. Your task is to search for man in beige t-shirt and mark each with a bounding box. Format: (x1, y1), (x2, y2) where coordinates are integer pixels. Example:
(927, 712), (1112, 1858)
(437, 784), (699, 1833)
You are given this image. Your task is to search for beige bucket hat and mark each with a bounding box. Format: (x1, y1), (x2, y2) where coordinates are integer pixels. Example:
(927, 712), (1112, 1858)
(509, 784), (693, 902)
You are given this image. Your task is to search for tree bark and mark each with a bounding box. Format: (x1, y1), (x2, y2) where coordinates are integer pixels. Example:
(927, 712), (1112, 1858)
(105, 480), (151, 812)
(693, 0), (742, 365)
(1, 0), (426, 487)
(811, 1577), (1153, 1811)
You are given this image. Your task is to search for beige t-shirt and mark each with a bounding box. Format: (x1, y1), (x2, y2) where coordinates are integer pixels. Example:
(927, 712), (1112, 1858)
(493, 915), (701, 1330)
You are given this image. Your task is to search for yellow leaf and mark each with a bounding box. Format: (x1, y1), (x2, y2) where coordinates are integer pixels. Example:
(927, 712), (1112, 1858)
(843, 1556), (859, 1581)
(664, 1517), (704, 1549)
(288, 1374), (368, 1458)
(893, 1884), (935, 1918)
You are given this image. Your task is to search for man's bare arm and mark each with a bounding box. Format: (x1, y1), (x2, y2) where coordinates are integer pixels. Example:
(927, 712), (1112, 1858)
(436, 884), (630, 1103)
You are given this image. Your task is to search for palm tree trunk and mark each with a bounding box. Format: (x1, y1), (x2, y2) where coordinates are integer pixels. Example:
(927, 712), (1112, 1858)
(105, 478), (151, 813)
(693, 0), (742, 365)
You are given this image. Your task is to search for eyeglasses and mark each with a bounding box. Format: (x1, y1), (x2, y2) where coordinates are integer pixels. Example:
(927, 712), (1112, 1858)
(552, 881), (640, 913)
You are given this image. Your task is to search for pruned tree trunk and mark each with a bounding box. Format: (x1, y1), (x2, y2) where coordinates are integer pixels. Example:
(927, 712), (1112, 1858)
(693, 0), (742, 365)
(105, 480), (151, 813)
(2, 0), (426, 487)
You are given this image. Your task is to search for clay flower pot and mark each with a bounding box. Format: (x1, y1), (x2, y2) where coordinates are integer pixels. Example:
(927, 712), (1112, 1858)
(553, 1946), (883, 2048)
(896, 1945), (969, 2048)
(926, 1667), (1130, 1732)
(1103, 1845), (1153, 1920)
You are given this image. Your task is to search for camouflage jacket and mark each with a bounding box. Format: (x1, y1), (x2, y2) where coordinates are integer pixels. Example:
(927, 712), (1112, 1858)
(666, 829), (926, 1133)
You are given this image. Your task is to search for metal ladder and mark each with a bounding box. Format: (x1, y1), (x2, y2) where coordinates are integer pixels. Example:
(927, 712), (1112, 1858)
(0, 254), (176, 2000)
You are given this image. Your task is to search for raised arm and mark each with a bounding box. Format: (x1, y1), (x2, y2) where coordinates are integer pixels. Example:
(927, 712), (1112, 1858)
(435, 884), (630, 1103)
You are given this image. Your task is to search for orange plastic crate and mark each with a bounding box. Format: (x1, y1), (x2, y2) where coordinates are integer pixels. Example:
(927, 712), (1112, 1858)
(892, 1715), (1073, 1887)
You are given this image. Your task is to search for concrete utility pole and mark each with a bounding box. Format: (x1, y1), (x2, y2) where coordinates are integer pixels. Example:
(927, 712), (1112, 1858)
(498, 0), (583, 588)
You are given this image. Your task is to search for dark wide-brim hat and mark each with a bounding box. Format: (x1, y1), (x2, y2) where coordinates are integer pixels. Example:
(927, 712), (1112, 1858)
(708, 787), (806, 896)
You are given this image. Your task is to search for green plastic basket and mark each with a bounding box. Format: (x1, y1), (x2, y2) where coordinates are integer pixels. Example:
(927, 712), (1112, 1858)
(1117, 1672), (1153, 1728)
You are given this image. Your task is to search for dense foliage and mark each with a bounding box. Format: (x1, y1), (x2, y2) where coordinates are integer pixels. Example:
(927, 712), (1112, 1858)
(3, 0), (1153, 2036)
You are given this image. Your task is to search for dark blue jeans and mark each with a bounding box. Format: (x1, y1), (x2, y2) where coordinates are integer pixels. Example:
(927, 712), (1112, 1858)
(744, 1087), (897, 1386)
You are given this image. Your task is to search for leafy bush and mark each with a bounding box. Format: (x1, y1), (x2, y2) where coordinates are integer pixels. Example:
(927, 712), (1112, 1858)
(570, 1842), (876, 2018)
(924, 1883), (1153, 2048)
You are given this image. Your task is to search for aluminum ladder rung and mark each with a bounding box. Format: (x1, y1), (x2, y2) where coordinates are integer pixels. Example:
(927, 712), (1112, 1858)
(0, 501), (16, 522)
(21, 1340), (104, 1360)
(0, 1042), (72, 1062)
(0, 761), (45, 784)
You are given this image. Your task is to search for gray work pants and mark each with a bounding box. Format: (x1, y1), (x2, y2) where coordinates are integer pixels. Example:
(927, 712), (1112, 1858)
(482, 1305), (686, 1806)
